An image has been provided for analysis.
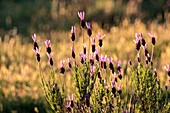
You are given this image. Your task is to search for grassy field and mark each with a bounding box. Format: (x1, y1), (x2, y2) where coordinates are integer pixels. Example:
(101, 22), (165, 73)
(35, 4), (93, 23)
(0, 15), (170, 112)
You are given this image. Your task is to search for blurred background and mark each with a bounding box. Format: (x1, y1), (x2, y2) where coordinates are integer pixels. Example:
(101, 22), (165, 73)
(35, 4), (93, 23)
(0, 0), (170, 113)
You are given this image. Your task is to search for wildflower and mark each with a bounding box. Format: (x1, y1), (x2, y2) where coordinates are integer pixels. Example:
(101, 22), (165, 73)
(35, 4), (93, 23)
(148, 32), (156, 45)
(83, 44), (86, 54)
(117, 85), (122, 95)
(98, 71), (101, 79)
(97, 32), (106, 47)
(94, 48), (99, 61)
(35, 47), (40, 62)
(112, 81), (116, 96)
(78, 11), (85, 28)
(164, 65), (170, 77)
(117, 60), (122, 80)
(134, 33), (141, 51)
(67, 58), (72, 68)
(66, 102), (71, 112)
(108, 57), (114, 74)
(60, 60), (65, 74)
(71, 26), (76, 41)
(71, 46), (75, 59)
(68, 94), (74, 108)
(80, 52), (85, 64)
(89, 54), (94, 65)
(100, 55), (107, 69)
(86, 22), (92, 37)
(45, 40), (51, 54)
(139, 33), (146, 47)
(113, 72), (117, 82)
(32, 34), (39, 50)
(47, 53), (53, 66)
(91, 38), (95, 53)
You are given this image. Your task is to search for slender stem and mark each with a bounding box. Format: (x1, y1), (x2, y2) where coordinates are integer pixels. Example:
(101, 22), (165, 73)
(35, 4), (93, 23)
(88, 36), (90, 58)
(82, 28), (84, 46)
(151, 45), (154, 62)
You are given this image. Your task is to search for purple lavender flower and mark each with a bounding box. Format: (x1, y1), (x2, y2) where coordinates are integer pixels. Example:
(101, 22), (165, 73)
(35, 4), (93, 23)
(67, 58), (72, 68)
(108, 57), (114, 74)
(117, 60), (122, 80)
(71, 46), (75, 59)
(94, 48), (99, 61)
(78, 11), (85, 28)
(89, 54), (94, 65)
(60, 60), (65, 74)
(91, 38), (95, 53)
(98, 70), (101, 79)
(80, 52), (85, 64)
(83, 44), (86, 54)
(129, 60), (132, 65)
(68, 94), (74, 107)
(32, 34), (39, 50)
(148, 32), (156, 45)
(97, 32), (106, 47)
(66, 102), (71, 112)
(164, 65), (170, 77)
(112, 81), (116, 96)
(35, 47), (40, 62)
(71, 26), (76, 41)
(134, 33), (141, 51)
(47, 53), (53, 66)
(86, 22), (92, 37)
(45, 40), (51, 54)
(100, 55), (107, 69)
(139, 33), (146, 47)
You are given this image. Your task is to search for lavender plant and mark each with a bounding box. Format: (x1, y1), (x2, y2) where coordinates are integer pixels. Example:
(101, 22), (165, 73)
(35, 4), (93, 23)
(130, 33), (169, 113)
(32, 12), (170, 113)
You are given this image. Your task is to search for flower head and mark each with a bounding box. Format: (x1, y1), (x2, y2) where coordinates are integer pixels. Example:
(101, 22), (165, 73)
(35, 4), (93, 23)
(68, 94), (74, 107)
(45, 40), (51, 54)
(60, 60), (65, 74)
(45, 40), (51, 47)
(32, 34), (39, 50)
(71, 46), (75, 59)
(91, 38), (95, 52)
(97, 32), (106, 47)
(35, 47), (40, 62)
(47, 53), (53, 66)
(86, 22), (92, 37)
(78, 11), (85, 28)
(67, 58), (72, 68)
(32, 34), (37, 42)
(148, 32), (156, 45)
(100, 55), (107, 69)
(71, 26), (76, 41)
(133, 34), (141, 51)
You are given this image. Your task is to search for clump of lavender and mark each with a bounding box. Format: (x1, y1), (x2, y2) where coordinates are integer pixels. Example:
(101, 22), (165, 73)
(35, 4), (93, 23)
(130, 32), (169, 113)
(32, 11), (127, 113)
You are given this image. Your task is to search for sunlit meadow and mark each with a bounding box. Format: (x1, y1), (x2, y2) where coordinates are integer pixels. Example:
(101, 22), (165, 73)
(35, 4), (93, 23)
(1, 10), (170, 112)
